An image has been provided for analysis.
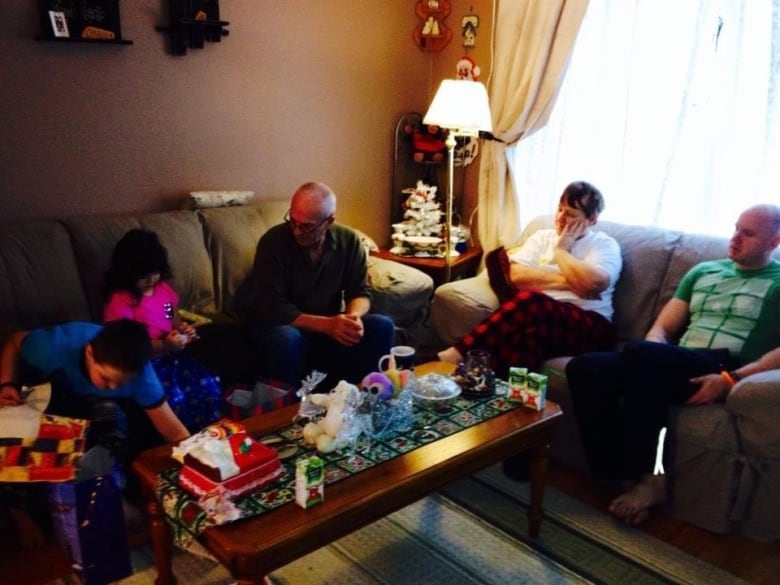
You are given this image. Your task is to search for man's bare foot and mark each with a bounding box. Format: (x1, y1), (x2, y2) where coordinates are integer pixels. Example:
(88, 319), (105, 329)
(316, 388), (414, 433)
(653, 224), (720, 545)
(437, 347), (462, 364)
(8, 507), (46, 550)
(608, 474), (667, 526)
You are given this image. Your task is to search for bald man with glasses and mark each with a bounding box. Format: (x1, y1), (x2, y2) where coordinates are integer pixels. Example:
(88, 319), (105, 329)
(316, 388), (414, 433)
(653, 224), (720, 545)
(236, 181), (394, 388)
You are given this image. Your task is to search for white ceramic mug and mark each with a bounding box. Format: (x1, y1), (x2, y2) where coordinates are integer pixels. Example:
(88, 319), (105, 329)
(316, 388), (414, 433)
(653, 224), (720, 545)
(378, 345), (416, 371)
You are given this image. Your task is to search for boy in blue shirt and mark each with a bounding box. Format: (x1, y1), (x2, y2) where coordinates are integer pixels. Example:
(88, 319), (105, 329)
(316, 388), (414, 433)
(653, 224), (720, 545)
(0, 319), (189, 549)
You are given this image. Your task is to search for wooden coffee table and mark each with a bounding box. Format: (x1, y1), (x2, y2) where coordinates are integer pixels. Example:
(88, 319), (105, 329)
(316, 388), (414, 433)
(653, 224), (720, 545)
(132, 364), (562, 585)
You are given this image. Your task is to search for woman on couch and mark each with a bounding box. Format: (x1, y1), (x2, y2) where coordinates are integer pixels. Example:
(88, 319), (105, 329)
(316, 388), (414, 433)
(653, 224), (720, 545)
(437, 181), (622, 379)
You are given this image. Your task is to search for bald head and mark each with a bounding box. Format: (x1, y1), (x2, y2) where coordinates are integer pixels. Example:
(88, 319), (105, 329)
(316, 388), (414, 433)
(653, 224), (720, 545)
(287, 181), (337, 247)
(729, 204), (780, 269)
(291, 182), (337, 218)
(749, 204), (780, 236)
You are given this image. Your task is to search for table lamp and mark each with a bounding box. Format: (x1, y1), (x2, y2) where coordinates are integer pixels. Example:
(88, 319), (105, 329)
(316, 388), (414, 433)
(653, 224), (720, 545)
(423, 79), (493, 282)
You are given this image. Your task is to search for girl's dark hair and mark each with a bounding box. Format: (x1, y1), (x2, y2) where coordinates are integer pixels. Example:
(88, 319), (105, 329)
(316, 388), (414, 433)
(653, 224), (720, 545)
(103, 229), (172, 301)
(559, 181), (605, 220)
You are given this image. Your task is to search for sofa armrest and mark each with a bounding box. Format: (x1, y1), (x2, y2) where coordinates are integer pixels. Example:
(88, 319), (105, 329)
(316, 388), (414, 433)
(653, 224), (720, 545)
(726, 370), (780, 458)
(429, 271), (498, 346)
(367, 257), (434, 328)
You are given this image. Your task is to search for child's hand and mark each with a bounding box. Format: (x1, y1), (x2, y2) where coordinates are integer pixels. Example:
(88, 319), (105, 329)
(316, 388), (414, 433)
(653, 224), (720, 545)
(0, 385), (23, 407)
(177, 322), (198, 340)
(163, 329), (189, 351)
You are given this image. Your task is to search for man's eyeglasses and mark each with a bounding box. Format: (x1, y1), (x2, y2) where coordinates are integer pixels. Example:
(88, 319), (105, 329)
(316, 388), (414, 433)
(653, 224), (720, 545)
(284, 210), (333, 234)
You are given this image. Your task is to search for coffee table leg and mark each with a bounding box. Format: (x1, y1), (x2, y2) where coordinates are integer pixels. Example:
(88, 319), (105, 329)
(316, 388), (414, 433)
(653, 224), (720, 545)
(527, 442), (550, 538)
(147, 497), (177, 585)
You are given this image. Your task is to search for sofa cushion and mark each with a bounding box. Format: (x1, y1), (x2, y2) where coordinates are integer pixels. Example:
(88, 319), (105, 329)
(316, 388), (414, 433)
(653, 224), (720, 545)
(367, 256), (434, 328)
(541, 356), (589, 469)
(666, 404), (742, 534)
(659, 232), (730, 308)
(140, 212), (217, 313)
(430, 271), (497, 346)
(0, 221), (90, 339)
(597, 220), (682, 342)
(255, 199), (289, 228)
(727, 371), (780, 459)
(198, 205), (274, 315)
(726, 371), (780, 540)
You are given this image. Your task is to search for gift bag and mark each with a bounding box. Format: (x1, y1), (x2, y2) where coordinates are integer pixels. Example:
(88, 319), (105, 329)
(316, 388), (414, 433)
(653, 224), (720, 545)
(49, 474), (132, 585)
(153, 354), (224, 432)
(224, 378), (298, 420)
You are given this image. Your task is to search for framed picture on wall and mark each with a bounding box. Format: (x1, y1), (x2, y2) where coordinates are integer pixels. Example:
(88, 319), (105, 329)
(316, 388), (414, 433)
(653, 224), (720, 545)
(48, 11), (69, 38)
(38, 0), (125, 42)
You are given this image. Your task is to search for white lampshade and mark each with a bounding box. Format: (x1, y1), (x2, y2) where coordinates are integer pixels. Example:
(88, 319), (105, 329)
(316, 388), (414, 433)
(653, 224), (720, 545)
(423, 79), (493, 136)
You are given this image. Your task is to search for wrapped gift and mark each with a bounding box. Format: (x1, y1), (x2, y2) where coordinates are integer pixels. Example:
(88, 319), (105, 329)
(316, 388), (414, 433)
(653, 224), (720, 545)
(174, 420), (282, 499)
(224, 379), (298, 420)
(0, 414), (88, 482)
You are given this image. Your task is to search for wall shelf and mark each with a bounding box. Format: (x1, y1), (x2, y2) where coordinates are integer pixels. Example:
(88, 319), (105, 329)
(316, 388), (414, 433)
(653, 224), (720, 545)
(37, 1), (130, 44)
(156, 1), (230, 56)
(35, 36), (132, 45)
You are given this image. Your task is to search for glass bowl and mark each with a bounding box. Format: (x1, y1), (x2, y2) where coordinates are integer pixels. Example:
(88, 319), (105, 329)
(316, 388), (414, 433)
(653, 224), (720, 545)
(412, 374), (462, 410)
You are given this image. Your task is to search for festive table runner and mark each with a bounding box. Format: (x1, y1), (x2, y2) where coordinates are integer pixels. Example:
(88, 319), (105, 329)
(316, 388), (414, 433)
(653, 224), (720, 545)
(157, 381), (518, 548)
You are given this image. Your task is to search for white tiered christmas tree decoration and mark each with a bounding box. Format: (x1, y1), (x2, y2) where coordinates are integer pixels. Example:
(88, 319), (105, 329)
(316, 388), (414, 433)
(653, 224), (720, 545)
(390, 181), (444, 256)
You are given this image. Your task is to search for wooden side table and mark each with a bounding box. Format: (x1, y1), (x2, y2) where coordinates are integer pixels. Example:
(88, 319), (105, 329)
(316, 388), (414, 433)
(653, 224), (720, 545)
(371, 246), (483, 287)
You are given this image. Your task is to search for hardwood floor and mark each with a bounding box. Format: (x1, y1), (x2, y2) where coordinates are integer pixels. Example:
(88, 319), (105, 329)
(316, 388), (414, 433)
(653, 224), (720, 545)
(0, 533), (71, 585)
(2, 463), (778, 584)
(546, 462), (780, 585)
(0, 514), (149, 585)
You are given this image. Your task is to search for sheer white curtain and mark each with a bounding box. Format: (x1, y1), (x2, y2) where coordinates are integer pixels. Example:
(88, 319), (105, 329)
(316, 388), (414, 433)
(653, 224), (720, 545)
(509, 0), (780, 237)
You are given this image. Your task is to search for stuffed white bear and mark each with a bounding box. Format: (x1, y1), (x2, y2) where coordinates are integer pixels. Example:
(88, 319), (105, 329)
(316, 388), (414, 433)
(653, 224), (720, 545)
(301, 381), (358, 453)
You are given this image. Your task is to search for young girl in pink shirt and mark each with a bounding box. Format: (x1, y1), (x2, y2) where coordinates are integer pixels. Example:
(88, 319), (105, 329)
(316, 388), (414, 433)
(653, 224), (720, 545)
(103, 229), (223, 431)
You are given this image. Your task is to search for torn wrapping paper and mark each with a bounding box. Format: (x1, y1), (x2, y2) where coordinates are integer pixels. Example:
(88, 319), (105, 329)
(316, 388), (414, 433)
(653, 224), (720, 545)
(0, 383), (89, 482)
(0, 383), (52, 438)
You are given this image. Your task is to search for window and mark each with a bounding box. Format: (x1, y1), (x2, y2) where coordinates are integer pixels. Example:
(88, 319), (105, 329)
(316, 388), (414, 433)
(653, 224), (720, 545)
(509, 0), (779, 236)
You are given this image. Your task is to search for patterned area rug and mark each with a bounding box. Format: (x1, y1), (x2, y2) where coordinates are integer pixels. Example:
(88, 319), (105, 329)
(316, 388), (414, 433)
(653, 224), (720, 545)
(441, 465), (751, 585)
(48, 465), (749, 585)
(110, 492), (588, 585)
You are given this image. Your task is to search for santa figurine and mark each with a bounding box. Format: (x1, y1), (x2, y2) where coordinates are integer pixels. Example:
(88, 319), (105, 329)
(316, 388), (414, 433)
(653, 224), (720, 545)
(456, 55), (481, 81)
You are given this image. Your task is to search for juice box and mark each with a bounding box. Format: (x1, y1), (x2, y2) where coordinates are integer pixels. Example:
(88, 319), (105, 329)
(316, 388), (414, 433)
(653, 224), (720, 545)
(295, 455), (324, 509)
(507, 367), (528, 403)
(523, 372), (548, 411)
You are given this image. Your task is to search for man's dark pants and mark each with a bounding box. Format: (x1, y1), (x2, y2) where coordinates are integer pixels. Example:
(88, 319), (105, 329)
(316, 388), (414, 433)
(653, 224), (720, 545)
(249, 313), (395, 388)
(566, 340), (738, 481)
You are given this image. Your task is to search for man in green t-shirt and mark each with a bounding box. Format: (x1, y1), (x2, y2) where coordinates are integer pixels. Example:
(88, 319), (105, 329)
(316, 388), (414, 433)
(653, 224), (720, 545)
(566, 204), (780, 526)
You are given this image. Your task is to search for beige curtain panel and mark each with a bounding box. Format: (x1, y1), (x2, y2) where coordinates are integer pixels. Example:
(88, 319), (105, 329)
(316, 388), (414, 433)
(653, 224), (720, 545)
(478, 0), (588, 253)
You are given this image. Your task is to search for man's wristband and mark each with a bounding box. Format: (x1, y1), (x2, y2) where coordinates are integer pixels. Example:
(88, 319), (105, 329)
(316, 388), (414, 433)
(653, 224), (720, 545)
(720, 370), (737, 387)
(0, 381), (21, 392)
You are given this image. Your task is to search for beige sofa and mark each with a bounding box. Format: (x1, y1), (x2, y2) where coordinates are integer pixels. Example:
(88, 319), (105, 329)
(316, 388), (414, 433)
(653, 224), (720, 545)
(431, 215), (780, 540)
(0, 201), (434, 384)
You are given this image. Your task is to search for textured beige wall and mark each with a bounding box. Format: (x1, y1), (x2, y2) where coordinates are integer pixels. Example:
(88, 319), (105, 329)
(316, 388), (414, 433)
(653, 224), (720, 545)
(0, 2), (430, 242)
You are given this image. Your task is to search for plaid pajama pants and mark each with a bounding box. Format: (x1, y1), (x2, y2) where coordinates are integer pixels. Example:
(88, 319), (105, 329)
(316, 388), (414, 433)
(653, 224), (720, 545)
(454, 290), (616, 378)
